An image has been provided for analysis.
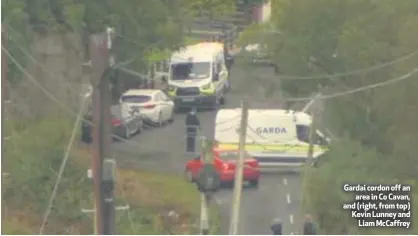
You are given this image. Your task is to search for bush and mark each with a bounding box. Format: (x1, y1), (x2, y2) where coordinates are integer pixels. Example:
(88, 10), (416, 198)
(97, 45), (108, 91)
(306, 138), (418, 234)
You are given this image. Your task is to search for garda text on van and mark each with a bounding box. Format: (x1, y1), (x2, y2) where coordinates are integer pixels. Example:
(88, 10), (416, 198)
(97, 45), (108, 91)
(256, 127), (287, 134)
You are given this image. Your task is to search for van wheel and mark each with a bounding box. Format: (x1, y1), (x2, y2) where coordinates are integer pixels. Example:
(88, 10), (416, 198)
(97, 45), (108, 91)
(249, 179), (259, 188)
(211, 98), (220, 110)
(219, 96), (225, 105)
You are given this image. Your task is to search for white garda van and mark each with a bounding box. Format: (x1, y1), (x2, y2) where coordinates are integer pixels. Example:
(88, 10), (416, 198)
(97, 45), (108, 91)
(214, 109), (330, 169)
(165, 42), (231, 110)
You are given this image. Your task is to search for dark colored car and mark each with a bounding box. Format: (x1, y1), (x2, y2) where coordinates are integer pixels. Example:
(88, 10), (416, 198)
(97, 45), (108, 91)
(81, 105), (143, 143)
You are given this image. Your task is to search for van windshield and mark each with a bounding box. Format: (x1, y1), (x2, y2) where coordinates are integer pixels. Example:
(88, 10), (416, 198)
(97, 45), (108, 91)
(171, 62), (210, 80)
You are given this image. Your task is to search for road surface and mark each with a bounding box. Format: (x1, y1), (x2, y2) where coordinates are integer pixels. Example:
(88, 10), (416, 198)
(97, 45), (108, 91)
(113, 63), (304, 234)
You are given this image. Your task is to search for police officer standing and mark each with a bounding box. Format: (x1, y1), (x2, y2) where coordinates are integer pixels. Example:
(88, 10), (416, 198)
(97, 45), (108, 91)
(270, 218), (283, 235)
(302, 214), (317, 235)
(185, 108), (200, 153)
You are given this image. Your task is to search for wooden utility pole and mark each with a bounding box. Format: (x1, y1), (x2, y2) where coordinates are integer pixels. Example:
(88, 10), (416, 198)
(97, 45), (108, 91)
(229, 100), (249, 235)
(307, 96), (319, 166)
(1, 24), (9, 219)
(89, 30), (115, 235)
(300, 94), (320, 233)
(2, 25), (7, 101)
(200, 137), (211, 235)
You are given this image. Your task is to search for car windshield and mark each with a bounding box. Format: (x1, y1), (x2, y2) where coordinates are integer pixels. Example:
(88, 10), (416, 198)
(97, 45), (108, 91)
(171, 62), (210, 80)
(121, 95), (151, 103)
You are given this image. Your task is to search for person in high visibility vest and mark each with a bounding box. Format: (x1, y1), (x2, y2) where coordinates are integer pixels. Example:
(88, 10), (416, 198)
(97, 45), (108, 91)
(185, 108), (200, 153)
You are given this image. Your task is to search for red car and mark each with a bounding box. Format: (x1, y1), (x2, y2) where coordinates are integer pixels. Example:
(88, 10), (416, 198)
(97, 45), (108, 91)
(184, 147), (260, 187)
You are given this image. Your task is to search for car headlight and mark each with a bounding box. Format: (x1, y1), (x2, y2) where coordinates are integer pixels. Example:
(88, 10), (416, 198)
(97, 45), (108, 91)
(201, 83), (212, 90)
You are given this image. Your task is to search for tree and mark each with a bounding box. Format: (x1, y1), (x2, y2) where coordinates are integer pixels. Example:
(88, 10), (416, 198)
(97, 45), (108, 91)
(181, 0), (236, 18)
(265, 0), (418, 233)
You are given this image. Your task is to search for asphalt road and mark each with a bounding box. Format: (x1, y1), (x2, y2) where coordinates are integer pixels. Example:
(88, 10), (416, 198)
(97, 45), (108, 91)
(113, 62), (303, 234)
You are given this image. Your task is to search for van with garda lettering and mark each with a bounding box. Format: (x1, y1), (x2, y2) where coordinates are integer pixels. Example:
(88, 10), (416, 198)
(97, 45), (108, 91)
(164, 42), (232, 110)
(214, 109), (330, 169)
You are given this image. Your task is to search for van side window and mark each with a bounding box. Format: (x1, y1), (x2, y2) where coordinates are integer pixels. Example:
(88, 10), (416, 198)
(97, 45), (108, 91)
(212, 63), (217, 77)
(216, 60), (222, 73)
(296, 125), (329, 146)
(296, 125), (310, 143)
(316, 132), (329, 146)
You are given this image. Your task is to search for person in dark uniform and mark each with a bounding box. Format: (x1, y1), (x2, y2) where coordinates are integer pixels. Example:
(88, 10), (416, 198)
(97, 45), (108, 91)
(270, 218), (283, 235)
(302, 214), (317, 235)
(81, 107), (93, 144)
(185, 108), (200, 153)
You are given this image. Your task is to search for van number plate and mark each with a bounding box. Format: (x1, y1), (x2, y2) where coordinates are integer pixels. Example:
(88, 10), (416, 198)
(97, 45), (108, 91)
(183, 98), (195, 102)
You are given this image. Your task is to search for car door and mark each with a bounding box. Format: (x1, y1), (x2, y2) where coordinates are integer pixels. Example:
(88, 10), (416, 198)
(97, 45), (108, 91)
(130, 106), (142, 130)
(123, 109), (135, 133)
(154, 92), (166, 120)
(160, 91), (173, 120)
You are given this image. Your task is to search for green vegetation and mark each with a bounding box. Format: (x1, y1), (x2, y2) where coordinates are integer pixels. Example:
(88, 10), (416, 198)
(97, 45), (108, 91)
(261, 0), (418, 234)
(2, 117), (220, 234)
(2, 0), (231, 234)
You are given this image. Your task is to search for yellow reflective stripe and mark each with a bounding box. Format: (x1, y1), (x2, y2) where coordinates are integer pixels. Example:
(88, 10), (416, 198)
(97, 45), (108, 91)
(167, 90), (176, 96)
(217, 143), (328, 153)
(200, 89), (215, 95)
(199, 83), (215, 94)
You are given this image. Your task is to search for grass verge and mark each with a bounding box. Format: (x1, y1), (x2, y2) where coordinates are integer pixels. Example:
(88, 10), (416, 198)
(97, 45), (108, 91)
(2, 118), (220, 234)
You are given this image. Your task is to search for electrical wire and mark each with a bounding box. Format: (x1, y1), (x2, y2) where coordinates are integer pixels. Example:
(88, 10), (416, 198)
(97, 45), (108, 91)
(7, 24), (418, 138)
(3, 38), (142, 235)
(270, 49), (418, 80)
(284, 68), (418, 102)
(321, 68), (418, 99)
(4, 31), (155, 128)
(6, 41), (417, 152)
(112, 28), (418, 105)
(38, 90), (89, 234)
(114, 159), (137, 234)
(1, 46), (144, 151)
(113, 24), (418, 81)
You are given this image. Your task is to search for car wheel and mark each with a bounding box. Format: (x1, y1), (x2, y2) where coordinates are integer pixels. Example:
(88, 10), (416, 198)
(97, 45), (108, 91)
(185, 169), (194, 182)
(137, 119), (143, 133)
(124, 126), (131, 139)
(249, 179), (259, 188)
(157, 112), (163, 127)
(168, 110), (174, 123)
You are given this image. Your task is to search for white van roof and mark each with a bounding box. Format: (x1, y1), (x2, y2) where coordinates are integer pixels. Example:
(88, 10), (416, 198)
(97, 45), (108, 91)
(215, 109), (312, 125)
(170, 42), (223, 64)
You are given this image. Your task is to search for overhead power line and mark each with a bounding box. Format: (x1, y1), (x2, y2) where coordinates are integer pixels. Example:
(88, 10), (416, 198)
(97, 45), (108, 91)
(279, 50), (418, 80)
(38, 91), (90, 234)
(285, 68), (418, 102)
